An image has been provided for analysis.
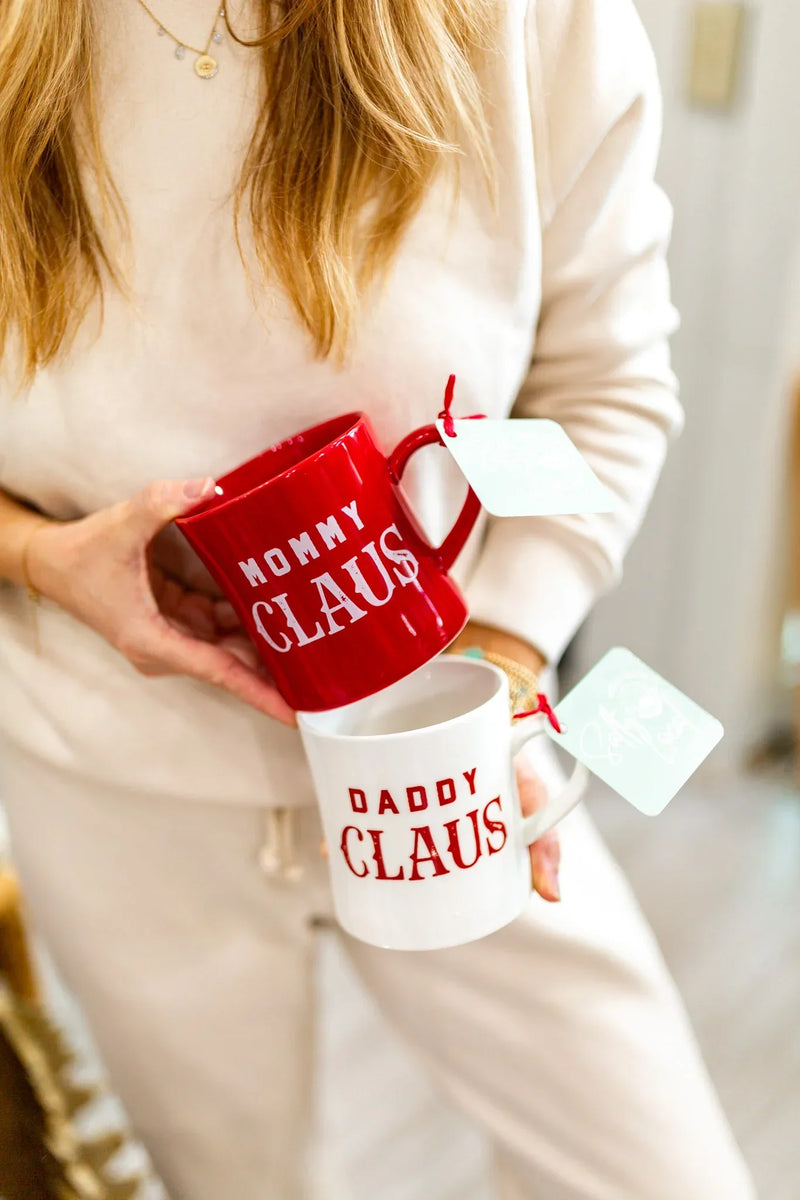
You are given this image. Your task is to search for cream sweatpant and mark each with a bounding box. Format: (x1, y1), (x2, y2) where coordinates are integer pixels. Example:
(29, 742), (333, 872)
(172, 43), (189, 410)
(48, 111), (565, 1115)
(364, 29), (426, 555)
(0, 745), (755, 1200)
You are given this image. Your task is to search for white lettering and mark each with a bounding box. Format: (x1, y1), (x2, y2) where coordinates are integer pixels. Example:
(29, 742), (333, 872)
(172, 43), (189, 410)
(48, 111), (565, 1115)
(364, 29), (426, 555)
(311, 572), (368, 634)
(316, 515), (346, 551)
(341, 500), (364, 531)
(251, 601), (292, 652)
(342, 542), (396, 607)
(288, 531), (319, 566)
(264, 547), (292, 576)
(239, 558), (268, 587)
(379, 524), (420, 586)
(269, 593), (325, 647)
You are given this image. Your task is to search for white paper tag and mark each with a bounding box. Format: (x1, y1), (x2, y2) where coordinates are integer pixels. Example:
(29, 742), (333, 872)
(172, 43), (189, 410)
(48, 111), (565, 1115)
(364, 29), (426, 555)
(435, 418), (617, 517)
(546, 647), (724, 816)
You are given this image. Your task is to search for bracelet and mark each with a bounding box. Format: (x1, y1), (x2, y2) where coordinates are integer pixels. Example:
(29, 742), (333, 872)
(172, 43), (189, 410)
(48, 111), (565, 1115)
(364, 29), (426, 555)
(19, 520), (48, 655)
(20, 520), (48, 605)
(451, 645), (542, 715)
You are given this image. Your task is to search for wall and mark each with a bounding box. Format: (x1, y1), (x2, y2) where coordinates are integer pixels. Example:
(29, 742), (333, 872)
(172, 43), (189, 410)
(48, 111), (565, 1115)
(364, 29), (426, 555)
(573, 0), (800, 765)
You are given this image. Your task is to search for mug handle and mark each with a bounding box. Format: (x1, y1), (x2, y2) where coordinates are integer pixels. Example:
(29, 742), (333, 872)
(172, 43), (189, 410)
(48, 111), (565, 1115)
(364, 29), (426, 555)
(509, 714), (589, 844)
(388, 424), (482, 570)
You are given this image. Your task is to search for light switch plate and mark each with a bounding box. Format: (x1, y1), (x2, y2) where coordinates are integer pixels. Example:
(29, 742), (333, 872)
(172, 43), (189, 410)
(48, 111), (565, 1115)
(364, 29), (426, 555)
(688, 2), (747, 109)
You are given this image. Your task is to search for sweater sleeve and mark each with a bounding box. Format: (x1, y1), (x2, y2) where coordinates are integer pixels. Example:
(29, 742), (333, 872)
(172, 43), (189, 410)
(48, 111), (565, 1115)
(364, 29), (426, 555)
(464, 0), (683, 663)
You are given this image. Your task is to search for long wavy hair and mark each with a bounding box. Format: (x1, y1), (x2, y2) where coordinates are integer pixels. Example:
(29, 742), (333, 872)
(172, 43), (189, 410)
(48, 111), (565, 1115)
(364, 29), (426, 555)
(0, 0), (497, 382)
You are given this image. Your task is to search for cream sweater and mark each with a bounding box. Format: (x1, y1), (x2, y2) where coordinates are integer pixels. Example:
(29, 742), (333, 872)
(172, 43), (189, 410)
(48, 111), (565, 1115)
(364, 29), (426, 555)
(0, 0), (681, 805)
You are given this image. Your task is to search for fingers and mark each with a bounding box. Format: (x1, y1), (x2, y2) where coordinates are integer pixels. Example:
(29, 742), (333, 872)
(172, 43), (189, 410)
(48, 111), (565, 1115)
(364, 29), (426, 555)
(127, 478), (217, 542)
(167, 632), (297, 725)
(126, 619), (297, 725)
(171, 592), (218, 640)
(530, 833), (561, 903)
(515, 754), (549, 815)
(213, 599), (241, 631)
(216, 633), (266, 672)
(515, 754), (562, 903)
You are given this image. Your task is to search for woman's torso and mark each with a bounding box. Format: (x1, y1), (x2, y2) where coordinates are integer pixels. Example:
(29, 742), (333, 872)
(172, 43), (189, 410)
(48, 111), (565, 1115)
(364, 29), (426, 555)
(0, 0), (544, 805)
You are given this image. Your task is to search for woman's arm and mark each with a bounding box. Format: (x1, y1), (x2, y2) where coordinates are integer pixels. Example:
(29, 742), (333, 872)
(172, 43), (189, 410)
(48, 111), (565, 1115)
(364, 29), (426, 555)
(465, 0), (682, 666)
(0, 482), (295, 724)
(458, 0), (681, 902)
(0, 490), (51, 588)
(450, 621), (545, 678)
(452, 620), (559, 902)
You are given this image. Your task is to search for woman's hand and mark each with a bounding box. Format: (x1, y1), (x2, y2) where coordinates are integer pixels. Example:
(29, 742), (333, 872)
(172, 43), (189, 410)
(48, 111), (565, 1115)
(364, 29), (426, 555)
(453, 620), (561, 902)
(25, 478), (296, 725)
(516, 754), (561, 902)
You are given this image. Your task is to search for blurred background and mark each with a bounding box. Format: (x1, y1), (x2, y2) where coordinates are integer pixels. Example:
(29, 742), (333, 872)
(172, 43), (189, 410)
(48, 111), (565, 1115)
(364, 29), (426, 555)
(322, 3), (800, 1195)
(573, 0), (798, 761)
(576, 2), (800, 1193)
(1, 2), (798, 1199)
(567, 2), (800, 1193)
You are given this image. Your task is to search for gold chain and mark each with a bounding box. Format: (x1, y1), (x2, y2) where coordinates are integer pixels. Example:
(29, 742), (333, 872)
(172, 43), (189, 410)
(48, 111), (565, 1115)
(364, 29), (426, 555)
(133, 0), (225, 77)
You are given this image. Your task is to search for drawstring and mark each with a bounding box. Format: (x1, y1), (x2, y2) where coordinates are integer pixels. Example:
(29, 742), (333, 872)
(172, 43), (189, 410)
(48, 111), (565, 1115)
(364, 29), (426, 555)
(438, 373), (487, 438)
(258, 807), (304, 882)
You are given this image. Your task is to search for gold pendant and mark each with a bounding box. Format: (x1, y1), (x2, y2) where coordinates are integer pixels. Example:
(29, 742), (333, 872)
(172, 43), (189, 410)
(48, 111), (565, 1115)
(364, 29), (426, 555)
(194, 54), (218, 79)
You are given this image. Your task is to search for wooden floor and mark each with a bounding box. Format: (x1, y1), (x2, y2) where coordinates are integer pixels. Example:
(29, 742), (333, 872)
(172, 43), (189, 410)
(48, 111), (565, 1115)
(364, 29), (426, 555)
(314, 769), (800, 1200)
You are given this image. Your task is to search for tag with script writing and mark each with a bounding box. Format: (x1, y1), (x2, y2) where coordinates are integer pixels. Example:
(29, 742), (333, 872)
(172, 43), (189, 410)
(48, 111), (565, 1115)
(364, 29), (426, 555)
(435, 418), (617, 517)
(546, 647), (724, 815)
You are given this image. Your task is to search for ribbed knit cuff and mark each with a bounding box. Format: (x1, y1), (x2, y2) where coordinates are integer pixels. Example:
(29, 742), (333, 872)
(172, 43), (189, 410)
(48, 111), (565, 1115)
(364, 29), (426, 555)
(463, 519), (606, 664)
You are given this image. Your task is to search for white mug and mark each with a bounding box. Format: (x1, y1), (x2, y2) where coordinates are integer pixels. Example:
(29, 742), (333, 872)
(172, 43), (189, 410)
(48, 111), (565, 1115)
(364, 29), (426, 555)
(298, 656), (588, 950)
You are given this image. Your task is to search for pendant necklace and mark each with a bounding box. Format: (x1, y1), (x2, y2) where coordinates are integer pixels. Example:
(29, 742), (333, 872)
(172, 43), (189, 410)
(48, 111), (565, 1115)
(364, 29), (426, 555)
(134, 0), (226, 79)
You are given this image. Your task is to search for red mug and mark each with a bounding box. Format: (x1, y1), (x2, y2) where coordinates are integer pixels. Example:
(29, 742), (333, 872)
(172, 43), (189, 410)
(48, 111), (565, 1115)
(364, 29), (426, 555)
(175, 413), (481, 711)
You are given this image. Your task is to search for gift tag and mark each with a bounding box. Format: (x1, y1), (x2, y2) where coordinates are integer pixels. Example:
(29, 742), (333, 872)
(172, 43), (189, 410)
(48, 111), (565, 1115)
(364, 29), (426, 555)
(435, 418), (617, 517)
(547, 647), (723, 815)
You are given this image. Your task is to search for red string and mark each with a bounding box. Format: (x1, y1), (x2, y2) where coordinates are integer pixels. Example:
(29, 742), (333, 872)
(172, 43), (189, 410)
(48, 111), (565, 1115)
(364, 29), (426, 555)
(513, 694), (562, 734)
(438, 373), (486, 438)
(439, 374), (458, 437)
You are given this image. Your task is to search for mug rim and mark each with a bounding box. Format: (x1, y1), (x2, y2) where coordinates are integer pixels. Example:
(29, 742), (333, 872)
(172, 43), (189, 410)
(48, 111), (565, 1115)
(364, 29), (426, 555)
(175, 410), (366, 526)
(297, 657), (508, 743)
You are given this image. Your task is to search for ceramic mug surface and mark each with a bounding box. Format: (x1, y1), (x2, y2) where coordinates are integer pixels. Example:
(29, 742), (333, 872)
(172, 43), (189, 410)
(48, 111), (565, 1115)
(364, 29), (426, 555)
(176, 413), (481, 711)
(298, 656), (588, 950)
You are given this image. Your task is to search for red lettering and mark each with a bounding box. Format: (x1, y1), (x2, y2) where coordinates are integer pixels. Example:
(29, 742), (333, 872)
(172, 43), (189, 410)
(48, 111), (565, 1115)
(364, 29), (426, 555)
(444, 809), (482, 870)
(368, 830), (405, 880)
(409, 826), (450, 881)
(406, 785), (428, 812)
(340, 826), (368, 876)
(378, 789), (400, 815)
(483, 797), (508, 855)
(349, 788), (367, 813)
(436, 778), (457, 806)
(463, 767), (477, 795)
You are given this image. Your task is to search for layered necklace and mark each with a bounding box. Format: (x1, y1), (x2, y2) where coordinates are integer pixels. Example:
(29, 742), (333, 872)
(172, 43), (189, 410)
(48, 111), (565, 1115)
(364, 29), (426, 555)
(134, 0), (227, 79)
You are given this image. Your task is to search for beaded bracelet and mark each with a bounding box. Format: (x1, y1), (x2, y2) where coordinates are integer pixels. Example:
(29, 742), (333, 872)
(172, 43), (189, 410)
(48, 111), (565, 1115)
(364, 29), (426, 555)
(452, 645), (542, 715)
(20, 527), (44, 604)
(450, 645), (563, 732)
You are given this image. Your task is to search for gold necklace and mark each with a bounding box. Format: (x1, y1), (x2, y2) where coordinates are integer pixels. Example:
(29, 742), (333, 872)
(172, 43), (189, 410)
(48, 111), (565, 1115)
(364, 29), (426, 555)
(134, 0), (226, 79)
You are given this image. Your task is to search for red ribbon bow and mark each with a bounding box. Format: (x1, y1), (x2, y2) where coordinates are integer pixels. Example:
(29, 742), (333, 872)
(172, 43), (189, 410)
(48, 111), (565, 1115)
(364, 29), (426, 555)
(438, 373), (486, 437)
(513, 694), (562, 734)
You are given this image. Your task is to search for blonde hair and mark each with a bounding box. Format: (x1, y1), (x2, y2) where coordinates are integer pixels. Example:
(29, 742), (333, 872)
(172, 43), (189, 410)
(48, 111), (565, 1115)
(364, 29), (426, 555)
(0, 0), (497, 381)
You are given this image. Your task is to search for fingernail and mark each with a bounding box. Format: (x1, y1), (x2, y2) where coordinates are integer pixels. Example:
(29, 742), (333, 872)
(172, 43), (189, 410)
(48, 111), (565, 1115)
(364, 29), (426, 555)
(183, 477), (215, 500)
(536, 862), (561, 902)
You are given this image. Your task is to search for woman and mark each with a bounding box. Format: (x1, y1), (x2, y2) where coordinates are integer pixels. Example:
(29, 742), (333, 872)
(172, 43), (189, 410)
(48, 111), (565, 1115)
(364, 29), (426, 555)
(0, 1), (755, 1197)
